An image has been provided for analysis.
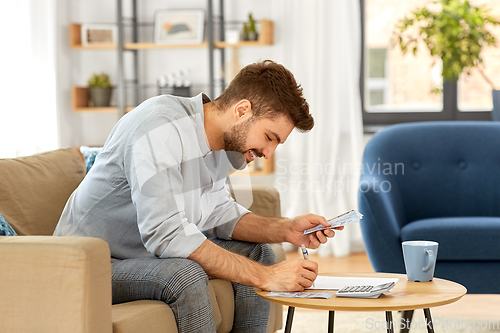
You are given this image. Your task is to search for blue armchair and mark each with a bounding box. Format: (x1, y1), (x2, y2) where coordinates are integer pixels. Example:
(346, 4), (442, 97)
(358, 121), (500, 294)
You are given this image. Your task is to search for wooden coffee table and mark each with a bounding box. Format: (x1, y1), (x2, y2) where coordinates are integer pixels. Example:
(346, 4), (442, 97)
(255, 272), (467, 333)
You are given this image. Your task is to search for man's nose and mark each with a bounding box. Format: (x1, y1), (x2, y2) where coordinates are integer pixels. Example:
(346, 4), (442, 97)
(262, 142), (279, 159)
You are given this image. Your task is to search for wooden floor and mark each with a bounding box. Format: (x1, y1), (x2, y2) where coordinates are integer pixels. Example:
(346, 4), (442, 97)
(286, 250), (500, 321)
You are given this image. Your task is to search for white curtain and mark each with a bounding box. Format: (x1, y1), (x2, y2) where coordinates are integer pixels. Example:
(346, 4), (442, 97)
(272, 0), (365, 256)
(0, 0), (58, 158)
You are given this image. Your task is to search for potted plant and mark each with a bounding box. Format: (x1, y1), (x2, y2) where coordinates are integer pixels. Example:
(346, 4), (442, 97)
(242, 23), (249, 41)
(247, 13), (258, 41)
(88, 73), (113, 107)
(393, 0), (500, 119)
(241, 13), (258, 41)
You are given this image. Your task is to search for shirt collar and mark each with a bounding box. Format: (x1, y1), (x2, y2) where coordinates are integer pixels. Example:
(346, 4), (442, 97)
(194, 93), (212, 156)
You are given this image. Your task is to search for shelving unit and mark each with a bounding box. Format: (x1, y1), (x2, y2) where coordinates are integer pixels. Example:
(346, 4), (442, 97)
(70, 21), (273, 50)
(69, 19), (273, 114)
(70, 0), (275, 175)
(70, 23), (115, 49)
(71, 87), (134, 113)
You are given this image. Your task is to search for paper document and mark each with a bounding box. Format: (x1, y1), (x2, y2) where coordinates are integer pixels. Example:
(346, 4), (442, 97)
(306, 276), (399, 290)
(266, 291), (334, 299)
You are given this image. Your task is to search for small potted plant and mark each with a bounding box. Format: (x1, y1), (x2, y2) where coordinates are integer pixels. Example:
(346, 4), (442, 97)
(242, 13), (258, 41)
(247, 13), (258, 41)
(393, 0), (500, 119)
(242, 23), (249, 41)
(88, 73), (113, 107)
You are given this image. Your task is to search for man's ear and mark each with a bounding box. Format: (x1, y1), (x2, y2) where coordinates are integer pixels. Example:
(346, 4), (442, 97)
(233, 99), (252, 120)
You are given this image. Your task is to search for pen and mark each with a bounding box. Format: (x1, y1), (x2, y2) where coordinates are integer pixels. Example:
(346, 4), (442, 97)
(300, 244), (309, 260)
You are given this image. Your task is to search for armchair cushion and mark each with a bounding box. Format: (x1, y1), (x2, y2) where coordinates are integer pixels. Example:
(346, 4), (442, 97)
(111, 301), (177, 333)
(401, 217), (500, 260)
(80, 146), (103, 173)
(0, 148), (86, 235)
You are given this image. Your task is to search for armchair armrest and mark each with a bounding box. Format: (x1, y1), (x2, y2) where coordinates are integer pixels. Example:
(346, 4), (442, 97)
(0, 236), (112, 333)
(358, 175), (407, 273)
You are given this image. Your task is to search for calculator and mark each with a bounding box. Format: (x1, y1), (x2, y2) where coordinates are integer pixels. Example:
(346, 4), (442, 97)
(335, 282), (396, 299)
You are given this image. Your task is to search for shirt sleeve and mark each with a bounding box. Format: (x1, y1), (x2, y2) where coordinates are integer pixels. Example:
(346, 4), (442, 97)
(202, 184), (251, 240)
(124, 116), (207, 258)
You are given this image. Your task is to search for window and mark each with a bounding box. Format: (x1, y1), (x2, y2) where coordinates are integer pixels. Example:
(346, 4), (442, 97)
(366, 48), (388, 107)
(458, 0), (500, 112)
(360, 0), (493, 128)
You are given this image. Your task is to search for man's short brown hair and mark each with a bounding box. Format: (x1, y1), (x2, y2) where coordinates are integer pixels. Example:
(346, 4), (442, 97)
(215, 60), (314, 132)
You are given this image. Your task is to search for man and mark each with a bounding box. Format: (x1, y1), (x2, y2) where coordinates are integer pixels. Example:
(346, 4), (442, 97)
(55, 60), (340, 332)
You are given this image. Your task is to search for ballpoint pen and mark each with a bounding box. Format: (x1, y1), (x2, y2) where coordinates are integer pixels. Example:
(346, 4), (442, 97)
(300, 244), (309, 260)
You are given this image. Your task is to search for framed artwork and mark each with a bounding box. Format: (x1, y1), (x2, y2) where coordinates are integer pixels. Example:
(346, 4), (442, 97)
(154, 9), (205, 45)
(81, 24), (117, 46)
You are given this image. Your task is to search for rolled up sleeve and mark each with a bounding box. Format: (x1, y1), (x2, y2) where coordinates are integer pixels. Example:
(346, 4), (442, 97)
(203, 187), (250, 240)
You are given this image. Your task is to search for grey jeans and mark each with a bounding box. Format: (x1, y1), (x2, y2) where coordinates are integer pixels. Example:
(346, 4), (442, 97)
(111, 239), (275, 333)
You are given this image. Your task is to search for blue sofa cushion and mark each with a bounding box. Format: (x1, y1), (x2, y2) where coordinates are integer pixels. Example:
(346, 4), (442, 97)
(0, 212), (17, 236)
(401, 217), (500, 261)
(80, 146), (103, 173)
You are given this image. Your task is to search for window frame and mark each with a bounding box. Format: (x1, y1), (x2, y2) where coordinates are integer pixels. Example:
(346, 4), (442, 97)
(359, 0), (493, 130)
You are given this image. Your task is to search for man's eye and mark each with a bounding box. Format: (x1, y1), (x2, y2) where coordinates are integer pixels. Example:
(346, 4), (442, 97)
(266, 135), (272, 142)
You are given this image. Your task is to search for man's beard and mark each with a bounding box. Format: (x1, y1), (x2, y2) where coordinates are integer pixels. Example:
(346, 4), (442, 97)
(223, 120), (252, 169)
(223, 120), (252, 154)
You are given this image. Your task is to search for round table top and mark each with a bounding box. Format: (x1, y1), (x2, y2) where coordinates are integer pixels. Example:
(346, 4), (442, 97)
(255, 272), (467, 312)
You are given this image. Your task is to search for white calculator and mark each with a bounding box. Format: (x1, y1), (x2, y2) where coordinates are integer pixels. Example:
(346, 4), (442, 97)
(335, 282), (396, 299)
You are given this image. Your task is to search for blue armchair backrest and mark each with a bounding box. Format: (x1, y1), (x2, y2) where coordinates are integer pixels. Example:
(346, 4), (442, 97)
(360, 121), (500, 224)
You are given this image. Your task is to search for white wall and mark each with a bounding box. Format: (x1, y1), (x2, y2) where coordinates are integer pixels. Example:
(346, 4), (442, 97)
(58, 0), (280, 147)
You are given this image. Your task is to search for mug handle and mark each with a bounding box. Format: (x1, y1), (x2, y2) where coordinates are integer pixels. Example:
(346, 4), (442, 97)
(422, 249), (435, 272)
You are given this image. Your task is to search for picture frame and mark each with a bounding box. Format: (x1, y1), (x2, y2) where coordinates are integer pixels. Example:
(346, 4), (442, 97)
(154, 9), (205, 45)
(81, 24), (117, 46)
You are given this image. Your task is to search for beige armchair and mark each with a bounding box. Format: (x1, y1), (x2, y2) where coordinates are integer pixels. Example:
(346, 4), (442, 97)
(0, 148), (284, 333)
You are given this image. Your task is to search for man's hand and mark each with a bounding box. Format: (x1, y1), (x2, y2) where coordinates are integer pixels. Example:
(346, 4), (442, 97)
(189, 239), (319, 292)
(260, 258), (318, 291)
(285, 214), (344, 249)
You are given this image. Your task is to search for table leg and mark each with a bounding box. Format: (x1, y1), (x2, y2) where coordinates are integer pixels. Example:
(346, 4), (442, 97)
(400, 310), (414, 333)
(423, 308), (435, 333)
(284, 306), (295, 333)
(386, 311), (395, 333)
(328, 311), (335, 333)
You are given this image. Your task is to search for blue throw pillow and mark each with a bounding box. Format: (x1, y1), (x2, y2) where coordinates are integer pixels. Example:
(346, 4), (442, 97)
(80, 146), (103, 173)
(0, 213), (17, 236)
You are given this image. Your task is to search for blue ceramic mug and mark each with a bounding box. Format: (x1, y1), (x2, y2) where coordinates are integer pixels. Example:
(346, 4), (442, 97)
(402, 241), (439, 282)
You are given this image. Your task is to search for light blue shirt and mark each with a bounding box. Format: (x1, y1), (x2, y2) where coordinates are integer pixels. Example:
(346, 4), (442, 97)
(54, 93), (249, 259)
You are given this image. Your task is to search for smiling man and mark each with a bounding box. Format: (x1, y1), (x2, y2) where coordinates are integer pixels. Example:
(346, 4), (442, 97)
(54, 60), (340, 333)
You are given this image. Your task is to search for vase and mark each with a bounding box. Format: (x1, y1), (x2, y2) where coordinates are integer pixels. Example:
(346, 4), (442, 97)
(492, 90), (500, 121)
(247, 31), (258, 41)
(89, 87), (113, 107)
